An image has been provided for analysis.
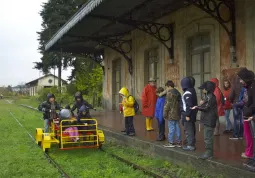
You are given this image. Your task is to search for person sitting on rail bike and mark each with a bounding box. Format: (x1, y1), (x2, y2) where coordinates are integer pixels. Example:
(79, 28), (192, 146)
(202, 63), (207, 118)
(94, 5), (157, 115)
(70, 91), (96, 118)
(38, 93), (61, 133)
(59, 108), (80, 142)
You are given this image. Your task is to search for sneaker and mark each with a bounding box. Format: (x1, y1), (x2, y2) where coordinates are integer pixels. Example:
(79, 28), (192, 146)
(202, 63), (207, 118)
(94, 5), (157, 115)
(182, 145), (196, 151)
(128, 133), (135, 136)
(156, 137), (166, 141)
(239, 137), (243, 140)
(198, 153), (213, 160)
(175, 142), (182, 148)
(229, 136), (239, 140)
(241, 153), (253, 159)
(121, 129), (126, 132)
(163, 143), (175, 148)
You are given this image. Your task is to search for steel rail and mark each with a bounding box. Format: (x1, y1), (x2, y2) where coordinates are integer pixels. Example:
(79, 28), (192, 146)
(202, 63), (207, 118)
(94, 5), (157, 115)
(9, 111), (70, 178)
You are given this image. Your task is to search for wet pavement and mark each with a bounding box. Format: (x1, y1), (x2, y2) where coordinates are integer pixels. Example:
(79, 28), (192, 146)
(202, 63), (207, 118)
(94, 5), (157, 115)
(91, 110), (251, 169)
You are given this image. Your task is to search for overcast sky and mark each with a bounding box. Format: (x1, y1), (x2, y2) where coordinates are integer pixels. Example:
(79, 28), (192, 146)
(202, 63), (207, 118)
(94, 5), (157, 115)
(0, 0), (71, 86)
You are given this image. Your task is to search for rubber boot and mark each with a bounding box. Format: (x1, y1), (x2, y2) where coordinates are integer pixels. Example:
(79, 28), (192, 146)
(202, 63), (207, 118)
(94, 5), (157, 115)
(146, 118), (150, 131)
(149, 118), (154, 131)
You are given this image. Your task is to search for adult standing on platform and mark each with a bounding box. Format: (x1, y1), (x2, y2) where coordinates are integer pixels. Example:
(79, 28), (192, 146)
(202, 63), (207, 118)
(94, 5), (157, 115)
(142, 78), (157, 131)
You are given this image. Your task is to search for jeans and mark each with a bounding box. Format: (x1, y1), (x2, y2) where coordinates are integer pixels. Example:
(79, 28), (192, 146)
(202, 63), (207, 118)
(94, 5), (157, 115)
(125, 116), (135, 134)
(44, 119), (49, 133)
(168, 120), (181, 143)
(224, 109), (233, 130)
(233, 106), (243, 137)
(157, 119), (165, 139)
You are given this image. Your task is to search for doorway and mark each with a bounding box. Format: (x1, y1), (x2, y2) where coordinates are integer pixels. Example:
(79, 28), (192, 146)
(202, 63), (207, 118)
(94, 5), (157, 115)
(112, 59), (121, 110)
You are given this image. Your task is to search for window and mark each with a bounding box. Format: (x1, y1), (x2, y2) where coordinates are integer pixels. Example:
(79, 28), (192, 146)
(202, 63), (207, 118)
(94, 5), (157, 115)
(187, 33), (211, 99)
(144, 48), (159, 85)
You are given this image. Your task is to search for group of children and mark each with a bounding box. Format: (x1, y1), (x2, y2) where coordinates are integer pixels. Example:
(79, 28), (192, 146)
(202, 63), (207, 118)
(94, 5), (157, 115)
(119, 77), (220, 160)
(38, 92), (96, 142)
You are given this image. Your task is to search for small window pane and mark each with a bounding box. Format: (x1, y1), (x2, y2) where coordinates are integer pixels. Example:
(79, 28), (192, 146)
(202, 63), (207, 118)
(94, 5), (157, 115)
(204, 74), (211, 82)
(204, 52), (210, 72)
(192, 54), (201, 73)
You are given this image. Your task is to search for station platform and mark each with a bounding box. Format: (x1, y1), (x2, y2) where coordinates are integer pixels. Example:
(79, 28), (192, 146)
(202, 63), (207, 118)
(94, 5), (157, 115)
(91, 110), (255, 178)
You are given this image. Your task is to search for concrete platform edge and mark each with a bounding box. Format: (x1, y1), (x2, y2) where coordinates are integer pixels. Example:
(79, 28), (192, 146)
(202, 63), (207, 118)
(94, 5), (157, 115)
(99, 126), (255, 178)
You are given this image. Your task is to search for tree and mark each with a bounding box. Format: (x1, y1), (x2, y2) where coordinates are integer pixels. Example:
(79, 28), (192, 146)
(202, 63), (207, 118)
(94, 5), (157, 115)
(74, 58), (103, 106)
(36, 0), (87, 88)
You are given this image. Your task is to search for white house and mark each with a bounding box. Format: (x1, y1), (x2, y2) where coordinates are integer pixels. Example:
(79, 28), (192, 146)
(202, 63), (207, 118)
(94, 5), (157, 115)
(25, 74), (67, 96)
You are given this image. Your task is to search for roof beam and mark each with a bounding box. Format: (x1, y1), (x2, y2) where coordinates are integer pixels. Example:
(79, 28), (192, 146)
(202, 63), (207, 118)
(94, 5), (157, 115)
(65, 35), (133, 75)
(89, 14), (174, 63)
(187, 0), (237, 65)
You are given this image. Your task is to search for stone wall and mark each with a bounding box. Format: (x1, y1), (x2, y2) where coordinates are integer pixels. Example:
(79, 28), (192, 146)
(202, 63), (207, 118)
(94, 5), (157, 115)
(103, 1), (249, 110)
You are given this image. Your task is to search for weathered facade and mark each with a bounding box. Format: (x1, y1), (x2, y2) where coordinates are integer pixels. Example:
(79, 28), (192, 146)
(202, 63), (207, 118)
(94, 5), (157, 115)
(44, 0), (255, 110)
(103, 0), (255, 110)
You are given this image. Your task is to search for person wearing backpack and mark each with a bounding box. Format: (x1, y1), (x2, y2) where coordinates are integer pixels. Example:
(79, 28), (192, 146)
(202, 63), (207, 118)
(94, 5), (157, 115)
(119, 87), (136, 136)
(210, 78), (225, 136)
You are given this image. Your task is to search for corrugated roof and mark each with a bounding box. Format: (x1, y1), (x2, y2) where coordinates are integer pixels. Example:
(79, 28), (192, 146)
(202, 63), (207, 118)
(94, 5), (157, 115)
(45, 0), (105, 51)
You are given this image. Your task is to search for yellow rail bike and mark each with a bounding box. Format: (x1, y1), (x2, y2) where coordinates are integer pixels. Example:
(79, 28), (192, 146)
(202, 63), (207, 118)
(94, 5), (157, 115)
(35, 116), (105, 152)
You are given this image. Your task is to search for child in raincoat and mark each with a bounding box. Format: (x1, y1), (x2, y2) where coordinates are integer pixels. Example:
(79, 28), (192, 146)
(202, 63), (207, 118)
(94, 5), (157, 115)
(119, 87), (136, 136)
(155, 87), (166, 141)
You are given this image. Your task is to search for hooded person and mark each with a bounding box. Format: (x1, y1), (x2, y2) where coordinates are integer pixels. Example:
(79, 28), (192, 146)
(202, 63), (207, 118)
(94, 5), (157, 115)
(71, 92), (96, 116)
(236, 68), (255, 163)
(191, 81), (218, 159)
(181, 77), (198, 146)
(142, 78), (157, 131)
(180, 77), (198, 151)
(210, 78), (224, 136)
(119, 87), (136, 136)
(38, 93), (61, 133)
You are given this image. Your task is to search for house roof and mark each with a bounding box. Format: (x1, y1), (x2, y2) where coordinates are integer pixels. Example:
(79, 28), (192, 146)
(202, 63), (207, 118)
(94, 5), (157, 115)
(45, 0), (184, 54)
(25, 74), (67, 85)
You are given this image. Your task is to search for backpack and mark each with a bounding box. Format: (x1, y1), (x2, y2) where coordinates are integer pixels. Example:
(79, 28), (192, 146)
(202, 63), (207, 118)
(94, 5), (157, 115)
(128, 95), (139, 113)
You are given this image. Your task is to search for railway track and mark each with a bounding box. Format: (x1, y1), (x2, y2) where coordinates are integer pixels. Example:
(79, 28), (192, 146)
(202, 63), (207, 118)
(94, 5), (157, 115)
(17, 104), (176, 178)
(9, 111), (70, 178)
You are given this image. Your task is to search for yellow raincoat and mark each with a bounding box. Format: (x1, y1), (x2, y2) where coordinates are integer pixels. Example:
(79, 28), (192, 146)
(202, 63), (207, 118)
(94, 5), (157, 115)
(119, 87), (135, 117)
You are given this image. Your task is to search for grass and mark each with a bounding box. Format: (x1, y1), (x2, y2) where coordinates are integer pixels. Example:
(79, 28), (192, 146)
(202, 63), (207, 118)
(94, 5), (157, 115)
(0, 98), (218, 178)
(0, 99), (151, 178)
(105, 142), (214, 178)
(0, 100), (59, 178)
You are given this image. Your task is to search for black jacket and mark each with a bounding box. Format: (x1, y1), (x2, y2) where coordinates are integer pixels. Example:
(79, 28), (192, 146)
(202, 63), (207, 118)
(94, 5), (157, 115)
(71, 99), (93, 116)
(238, 68), (255, 117)
(197, 93), (218, 128)
(38, 101), (61, 120)
(181, 77), (198, 122)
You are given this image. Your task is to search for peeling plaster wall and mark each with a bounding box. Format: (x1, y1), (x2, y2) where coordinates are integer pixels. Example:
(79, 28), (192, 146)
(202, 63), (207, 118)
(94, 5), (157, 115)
(102, 2), (247, 110)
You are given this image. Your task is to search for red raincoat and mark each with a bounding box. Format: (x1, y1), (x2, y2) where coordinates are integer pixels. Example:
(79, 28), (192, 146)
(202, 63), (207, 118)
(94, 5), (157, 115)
(142, 84), (157, 117)
(210, 78), (225, 116)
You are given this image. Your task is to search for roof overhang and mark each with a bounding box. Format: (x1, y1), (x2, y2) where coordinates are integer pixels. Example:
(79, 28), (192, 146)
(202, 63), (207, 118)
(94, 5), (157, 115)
(45, 0), (185, 54)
